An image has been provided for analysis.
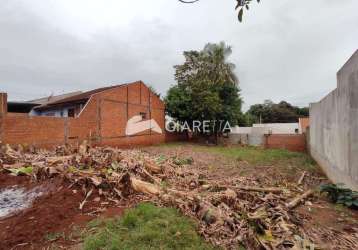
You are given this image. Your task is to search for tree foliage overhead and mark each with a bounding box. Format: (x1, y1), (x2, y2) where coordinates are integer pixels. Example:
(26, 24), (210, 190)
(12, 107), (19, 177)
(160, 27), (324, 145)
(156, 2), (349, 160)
(165, 42), (243, 133)
(243, 100), (309, 125)
(175, 42), (238, 86)
(178, 0), (261, 22)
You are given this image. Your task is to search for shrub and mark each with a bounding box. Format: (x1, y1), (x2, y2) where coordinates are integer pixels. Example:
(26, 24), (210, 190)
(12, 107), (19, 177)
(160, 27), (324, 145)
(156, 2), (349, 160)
(320, 183), (358, 208)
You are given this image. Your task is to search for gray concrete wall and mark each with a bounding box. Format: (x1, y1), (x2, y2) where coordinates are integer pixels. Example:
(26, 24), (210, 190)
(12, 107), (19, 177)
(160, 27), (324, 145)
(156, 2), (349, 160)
(310, 50), (358, 190)
(223, 133), (264, 147)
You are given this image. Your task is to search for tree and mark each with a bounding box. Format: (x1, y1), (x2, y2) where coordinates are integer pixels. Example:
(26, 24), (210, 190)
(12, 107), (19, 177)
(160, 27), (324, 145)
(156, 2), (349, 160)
(178, 0), (261, 22)
(245, 100), (309, 125)
(165, 42), (243, 136)
(175, 42), (238, 86)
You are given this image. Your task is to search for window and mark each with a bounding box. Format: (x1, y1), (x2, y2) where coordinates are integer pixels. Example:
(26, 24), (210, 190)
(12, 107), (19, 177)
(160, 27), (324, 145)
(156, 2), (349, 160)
(45, 112), (55, 117)
(140, 112), (147, 119)
(68, 108), (75, 117)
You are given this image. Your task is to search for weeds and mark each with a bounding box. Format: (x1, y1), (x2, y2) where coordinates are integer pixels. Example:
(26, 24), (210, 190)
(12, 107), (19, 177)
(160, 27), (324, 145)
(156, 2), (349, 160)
(172, 156), (194, 166)
(204, 146), (314, 167)
(44, 232), (64, 242)
(83, 203), (214, 250)
(159, 143), (317, 171)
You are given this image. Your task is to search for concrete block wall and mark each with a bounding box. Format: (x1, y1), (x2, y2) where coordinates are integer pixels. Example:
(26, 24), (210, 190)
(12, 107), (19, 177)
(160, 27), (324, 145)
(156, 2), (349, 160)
(310, 50), (358, 190)
(0, 81), (165, 148)
(253, 123), (300, 134)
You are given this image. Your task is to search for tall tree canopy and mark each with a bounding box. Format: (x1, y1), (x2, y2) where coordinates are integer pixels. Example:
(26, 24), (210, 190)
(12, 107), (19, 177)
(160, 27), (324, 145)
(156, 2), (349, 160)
(243, 100), (309, 125)
(178, 0), (261, 22)
(165, 42), (243, 133)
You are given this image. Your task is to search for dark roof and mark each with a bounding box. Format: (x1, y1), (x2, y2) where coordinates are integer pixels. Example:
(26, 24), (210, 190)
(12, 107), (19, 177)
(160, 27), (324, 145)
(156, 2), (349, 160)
(47, 85), (122, 105)
(27, 91), (83, 105)
(34, 82), (139, 111)
(8, 102), (40, 113)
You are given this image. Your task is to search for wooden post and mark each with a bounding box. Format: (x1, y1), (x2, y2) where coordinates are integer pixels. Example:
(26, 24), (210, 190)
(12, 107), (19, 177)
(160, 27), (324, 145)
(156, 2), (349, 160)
(0, 93), (7, 117)
(0, 93), (7, 144)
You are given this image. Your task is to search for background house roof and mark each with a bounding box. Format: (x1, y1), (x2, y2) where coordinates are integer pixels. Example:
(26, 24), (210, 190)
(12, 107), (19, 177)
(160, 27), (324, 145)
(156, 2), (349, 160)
(28, 91), (83, 105)
(33, 82), (141, 111)
(46, 85), (123, 106)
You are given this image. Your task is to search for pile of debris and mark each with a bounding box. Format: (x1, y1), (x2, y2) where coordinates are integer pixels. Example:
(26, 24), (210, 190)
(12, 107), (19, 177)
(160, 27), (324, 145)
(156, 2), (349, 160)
(0, 142), (322, 249)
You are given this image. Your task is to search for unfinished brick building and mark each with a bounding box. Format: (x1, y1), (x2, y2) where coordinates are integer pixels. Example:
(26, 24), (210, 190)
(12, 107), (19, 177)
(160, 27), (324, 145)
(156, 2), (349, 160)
(0, 81), (165, 148)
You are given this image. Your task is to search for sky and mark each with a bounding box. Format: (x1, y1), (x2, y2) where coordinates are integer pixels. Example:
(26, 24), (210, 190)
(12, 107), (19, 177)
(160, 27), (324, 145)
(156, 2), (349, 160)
(0, 0), (357, 110)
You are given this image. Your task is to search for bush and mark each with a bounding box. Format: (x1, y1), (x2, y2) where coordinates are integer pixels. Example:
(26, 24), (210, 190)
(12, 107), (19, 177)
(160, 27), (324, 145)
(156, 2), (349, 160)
(320, 183), (358, 208)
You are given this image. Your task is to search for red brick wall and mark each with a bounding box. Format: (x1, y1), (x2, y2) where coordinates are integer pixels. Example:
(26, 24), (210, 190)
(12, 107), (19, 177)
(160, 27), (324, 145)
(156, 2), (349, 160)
(0, 81), (165, 148)
(97, 82), (165, 147)
(2, 116), (66, 147)
(265, 134), (306, 152)
(299, 117), (310, 133)
(165, 132), (187, 143)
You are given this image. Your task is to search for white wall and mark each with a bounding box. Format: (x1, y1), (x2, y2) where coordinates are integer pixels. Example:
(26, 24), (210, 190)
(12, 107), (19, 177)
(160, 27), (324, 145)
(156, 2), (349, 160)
(231, 126), (252, 134)
(253, 123), (299, 134)
(310, 50), (358, 190)
(232, 123), (300, 135)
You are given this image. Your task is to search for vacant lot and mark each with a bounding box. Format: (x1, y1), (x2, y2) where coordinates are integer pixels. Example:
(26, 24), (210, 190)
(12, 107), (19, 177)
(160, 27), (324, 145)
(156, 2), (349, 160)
(0, 143), (357, 250)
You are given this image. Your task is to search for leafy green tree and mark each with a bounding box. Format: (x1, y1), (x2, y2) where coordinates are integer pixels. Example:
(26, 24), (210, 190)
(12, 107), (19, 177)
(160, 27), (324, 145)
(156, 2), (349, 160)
(165, 42), (243, 135)
(246, 100), (309, 125)
(178, 0), (261, 22)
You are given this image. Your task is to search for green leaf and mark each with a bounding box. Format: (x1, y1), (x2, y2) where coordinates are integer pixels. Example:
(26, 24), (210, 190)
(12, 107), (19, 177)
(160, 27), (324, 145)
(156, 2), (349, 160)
(353, 200), (358, 207)
(345, 201), (353, 207)
(8, 166), (33, 176)
(238, 8), (244, 22)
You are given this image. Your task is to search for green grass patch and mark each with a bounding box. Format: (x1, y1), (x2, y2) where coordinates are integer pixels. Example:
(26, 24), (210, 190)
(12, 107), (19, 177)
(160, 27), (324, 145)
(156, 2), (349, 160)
(205, 146), (314, 166)
(83, 203), (215, 250)
(44, 232), (64, 242)
(157, 143), (318, 171)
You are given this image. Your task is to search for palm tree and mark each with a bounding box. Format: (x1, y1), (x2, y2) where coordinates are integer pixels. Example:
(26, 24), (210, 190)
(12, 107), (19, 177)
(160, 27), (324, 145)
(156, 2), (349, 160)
(200, 42), (239, 86)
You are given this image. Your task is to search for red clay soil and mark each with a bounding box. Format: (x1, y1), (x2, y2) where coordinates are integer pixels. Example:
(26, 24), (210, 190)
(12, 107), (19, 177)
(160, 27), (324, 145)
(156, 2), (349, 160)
(296, 199), (358, 249)
(0, 173), (124, 250)
(0, 173), (30, 189)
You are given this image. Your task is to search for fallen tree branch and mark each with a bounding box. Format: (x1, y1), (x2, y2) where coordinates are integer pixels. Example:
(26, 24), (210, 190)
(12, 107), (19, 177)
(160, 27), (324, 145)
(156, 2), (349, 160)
(297, 171), (306, 185)
(144, 161), (162, 174)
(286, 189), (315, 209)
(232, 185), (284, 194)
(79, 189), (93, 210)
(130, 177), (162, 195)
(140, 166), (162, 186)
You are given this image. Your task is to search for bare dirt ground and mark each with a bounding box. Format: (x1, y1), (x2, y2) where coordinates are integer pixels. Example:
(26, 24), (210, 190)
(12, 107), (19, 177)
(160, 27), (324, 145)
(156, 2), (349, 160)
(0, 143), (357, 250)
(0, 173), (127, 250)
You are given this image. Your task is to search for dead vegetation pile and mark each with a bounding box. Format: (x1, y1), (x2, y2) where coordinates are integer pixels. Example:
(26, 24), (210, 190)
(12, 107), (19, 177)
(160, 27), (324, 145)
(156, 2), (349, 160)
(0, 142), (355, 249)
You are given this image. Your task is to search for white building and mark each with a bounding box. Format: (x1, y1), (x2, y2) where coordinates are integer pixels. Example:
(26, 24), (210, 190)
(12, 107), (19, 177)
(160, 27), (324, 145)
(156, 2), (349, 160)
(232, 123), (300, 135)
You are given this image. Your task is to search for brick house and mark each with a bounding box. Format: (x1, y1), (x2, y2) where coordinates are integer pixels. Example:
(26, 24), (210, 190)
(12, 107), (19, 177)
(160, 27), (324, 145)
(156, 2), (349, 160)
(0, 81), (165, 148)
